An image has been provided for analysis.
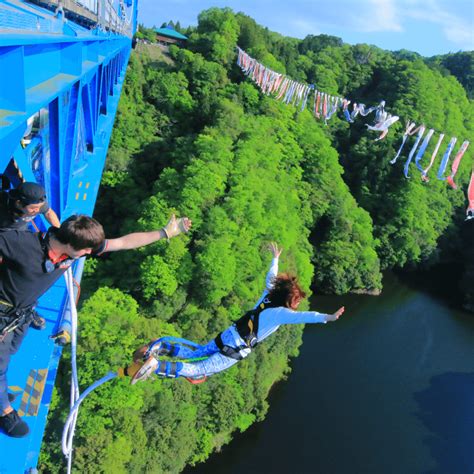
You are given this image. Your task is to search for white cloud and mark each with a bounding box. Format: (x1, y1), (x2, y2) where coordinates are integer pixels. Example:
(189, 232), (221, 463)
(326, 0), (473, 49)
(428, 1), (474, 49)
(359, 0), (403, 32)
(289, 19), (321, 36)
(401, 0), (474, 50)
(139, 0), (473, 52)
(287, 0), (403, 35)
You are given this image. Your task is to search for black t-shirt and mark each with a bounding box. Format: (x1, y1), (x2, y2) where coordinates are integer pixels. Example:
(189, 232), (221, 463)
(0, 231), (107, 310)
(0, 191), (50, 231)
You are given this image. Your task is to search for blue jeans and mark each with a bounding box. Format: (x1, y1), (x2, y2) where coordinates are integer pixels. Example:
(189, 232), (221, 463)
(167, 340), (240, 378)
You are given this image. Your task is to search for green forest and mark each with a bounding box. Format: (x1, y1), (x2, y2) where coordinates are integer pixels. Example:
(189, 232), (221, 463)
(39, 8), (474, 473)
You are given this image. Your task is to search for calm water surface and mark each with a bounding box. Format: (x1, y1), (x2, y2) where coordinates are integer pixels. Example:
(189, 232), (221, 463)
(190, 271), (474, 474)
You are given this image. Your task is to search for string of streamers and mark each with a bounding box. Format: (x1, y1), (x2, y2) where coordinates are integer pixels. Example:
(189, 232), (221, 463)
(446, 141), (470, 190)
(415, 129), (435, 172)
(236, 46), (472, 213)
(467, 171), (474, 220)
(236, 46), (399, 140)
(404, 125), (426, 178)
(436, 137), (458, 181)
(391, 121), (469, 191)
(390, 122), (416, 164)
(421, 133), (445, 182)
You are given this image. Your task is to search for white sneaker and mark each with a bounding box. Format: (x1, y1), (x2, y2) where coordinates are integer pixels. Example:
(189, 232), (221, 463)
(130, 357), (158, 385)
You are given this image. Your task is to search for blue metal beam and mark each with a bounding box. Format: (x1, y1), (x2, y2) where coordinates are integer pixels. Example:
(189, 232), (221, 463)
(0, 0), (136, 471)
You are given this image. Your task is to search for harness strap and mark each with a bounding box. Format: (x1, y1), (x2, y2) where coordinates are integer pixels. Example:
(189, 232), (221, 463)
(161, 342), (179, 357)
(156, 360), (180, 378)
(0, 299), (14, 314)
(214, 334), (246, 361)
(214, 300), (272, 360)
(0, 308), (33, 341)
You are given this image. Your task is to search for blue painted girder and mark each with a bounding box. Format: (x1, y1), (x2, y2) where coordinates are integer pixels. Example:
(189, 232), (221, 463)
(0, 0), (136, 471)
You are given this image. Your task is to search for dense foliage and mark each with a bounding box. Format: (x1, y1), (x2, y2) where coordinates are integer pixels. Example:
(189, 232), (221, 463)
(39, 8), (473, 473)
(428, 51), (474, 100)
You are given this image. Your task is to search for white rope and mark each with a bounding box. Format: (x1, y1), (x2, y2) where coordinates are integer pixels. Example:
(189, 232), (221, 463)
(61, 267), (118, 472)
(61, 268), (80, 474)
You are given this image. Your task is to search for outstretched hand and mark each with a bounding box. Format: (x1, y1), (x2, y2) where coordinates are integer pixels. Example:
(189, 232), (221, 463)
(268, 242), (282, 258)
(326, 306), (345, 322)
(163, 214), (192, 239)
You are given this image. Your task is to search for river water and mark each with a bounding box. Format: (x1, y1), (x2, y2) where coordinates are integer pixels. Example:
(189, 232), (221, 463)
(190, 270), (474, 474)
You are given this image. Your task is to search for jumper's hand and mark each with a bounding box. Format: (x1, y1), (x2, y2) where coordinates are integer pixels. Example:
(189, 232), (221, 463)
(326, 306), (345, 322)
(268, 242), (282, 258)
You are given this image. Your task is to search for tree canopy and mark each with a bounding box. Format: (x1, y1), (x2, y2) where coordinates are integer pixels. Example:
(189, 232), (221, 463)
(40, 8), (473, 473)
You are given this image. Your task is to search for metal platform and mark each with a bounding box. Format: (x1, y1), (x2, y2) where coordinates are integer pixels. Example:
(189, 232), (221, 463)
(0, 0), (136, 471)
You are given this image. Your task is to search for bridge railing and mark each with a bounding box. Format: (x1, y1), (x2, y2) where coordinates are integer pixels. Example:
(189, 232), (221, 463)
(23, 0), (134, 36)
(72, 0), (134, 35)
(101, 0), (131, 36)
(74, 0), (98, 13)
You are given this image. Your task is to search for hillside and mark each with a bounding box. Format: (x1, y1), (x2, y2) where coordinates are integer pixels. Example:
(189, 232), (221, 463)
(39, 9), (474, 473)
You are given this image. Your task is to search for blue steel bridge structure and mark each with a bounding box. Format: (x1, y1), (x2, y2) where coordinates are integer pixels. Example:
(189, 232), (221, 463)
(0, 0), (138, 471)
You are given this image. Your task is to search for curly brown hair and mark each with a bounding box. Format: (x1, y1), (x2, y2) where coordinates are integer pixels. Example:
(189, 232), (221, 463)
(267, 273), (307, 308)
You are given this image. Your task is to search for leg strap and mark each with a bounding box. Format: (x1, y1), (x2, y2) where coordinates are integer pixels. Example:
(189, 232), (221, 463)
(155, 360), (182, 378)
(161, 342), (179, 357)
(148, 340), (181, 358)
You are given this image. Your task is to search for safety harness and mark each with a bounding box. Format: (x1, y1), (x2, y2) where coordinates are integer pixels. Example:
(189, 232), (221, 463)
(0, 299), (34, 342)
(214, 299), (274, 360)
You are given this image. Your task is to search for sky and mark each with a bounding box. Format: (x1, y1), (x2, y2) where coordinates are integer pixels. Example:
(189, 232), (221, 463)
(138, 0), (474, 57)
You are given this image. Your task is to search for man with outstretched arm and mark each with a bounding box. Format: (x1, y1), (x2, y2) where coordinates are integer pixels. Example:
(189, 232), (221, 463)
(0, 213), (191, 438)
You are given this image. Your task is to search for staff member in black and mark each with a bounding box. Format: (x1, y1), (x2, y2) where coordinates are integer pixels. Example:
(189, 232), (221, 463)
(0, 213), (191, 438)
(0, 181), (60, 231)
(0, 182), (61, 330)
